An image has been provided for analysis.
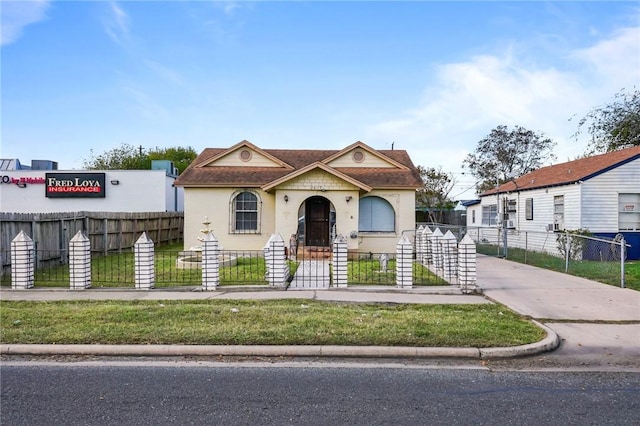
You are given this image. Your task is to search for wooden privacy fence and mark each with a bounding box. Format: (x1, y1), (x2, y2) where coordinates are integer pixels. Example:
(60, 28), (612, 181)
(1, 212), (183, 274)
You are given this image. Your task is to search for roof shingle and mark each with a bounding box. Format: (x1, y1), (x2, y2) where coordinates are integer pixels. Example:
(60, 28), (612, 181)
(482, 146), (640, 196)
(175, 143), (424, 190)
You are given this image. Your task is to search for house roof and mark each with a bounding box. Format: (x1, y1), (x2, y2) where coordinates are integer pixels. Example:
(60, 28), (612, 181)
(174, 141), (424, 191)
(481, 146), (640, 196)
(460, 199), (481, 207)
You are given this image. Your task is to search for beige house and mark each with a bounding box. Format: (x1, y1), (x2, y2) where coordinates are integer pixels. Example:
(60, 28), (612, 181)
(174, 140), (423, 254)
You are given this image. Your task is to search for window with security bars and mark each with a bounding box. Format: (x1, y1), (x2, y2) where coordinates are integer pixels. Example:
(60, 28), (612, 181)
(619, 193), (640, 231)
(553, 195), (564, 230)
(232, 191), (259, 233)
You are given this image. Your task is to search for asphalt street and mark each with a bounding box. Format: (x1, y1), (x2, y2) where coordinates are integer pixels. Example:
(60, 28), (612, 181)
(1, 361), (639, 425)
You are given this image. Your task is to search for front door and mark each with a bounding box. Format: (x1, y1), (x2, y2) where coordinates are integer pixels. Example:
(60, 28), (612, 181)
(305, 197), (330, 246)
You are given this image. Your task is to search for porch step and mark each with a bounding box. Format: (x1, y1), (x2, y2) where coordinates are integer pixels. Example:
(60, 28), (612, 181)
(296, 246), (332, 259)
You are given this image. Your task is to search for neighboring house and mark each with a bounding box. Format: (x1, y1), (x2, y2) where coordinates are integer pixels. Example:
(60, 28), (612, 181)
(174, 140), (423, 254)
(466, 146), (640, 259)
(460, 199), (481, 227)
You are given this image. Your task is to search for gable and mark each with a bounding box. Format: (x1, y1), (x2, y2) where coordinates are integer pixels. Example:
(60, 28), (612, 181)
(323, 141), (408, 170)
(196, 140), (293, 169)
(262, 162), (372, 192)
(275, 169), (362, 191)
(207, 147), (285, 168)
(325, 149), (397, 168)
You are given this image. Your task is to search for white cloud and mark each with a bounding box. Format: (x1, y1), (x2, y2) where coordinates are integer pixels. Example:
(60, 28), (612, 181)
(0, 0), (50, 46)
(366, 24), (640, 198)
(104, 1), (130, 45)
(572, 26), (640, 95)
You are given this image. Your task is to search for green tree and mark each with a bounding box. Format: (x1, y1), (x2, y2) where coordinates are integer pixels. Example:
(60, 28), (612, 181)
(83, 143), (148, 170)
(573, 88), (640, 154)
(148, 146), (197, 174)
(416, 166), (458, 224)
(462, 125), (556, 193)
(83, 144), (197, 174)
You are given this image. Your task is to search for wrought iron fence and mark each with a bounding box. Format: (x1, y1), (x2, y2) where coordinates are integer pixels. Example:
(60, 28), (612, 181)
(346, 252), (447, 286)
(1, 248), (451, 288)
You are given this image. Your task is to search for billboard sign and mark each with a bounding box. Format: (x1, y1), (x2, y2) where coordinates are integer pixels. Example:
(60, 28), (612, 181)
(45, 173), (106, 198)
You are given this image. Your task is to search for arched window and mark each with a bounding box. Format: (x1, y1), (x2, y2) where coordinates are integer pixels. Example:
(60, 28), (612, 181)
(358, 196), (395, 232)
(231, 191), (260, 233)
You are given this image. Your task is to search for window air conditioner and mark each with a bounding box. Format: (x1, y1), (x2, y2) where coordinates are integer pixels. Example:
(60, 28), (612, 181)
(548, 223), (563, 231)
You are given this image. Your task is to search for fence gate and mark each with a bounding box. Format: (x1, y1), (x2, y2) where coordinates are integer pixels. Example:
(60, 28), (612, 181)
(288, 248), (331, 289)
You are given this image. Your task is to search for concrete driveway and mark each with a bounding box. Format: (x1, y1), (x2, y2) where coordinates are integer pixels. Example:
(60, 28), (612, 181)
(478, 255), (640, 368)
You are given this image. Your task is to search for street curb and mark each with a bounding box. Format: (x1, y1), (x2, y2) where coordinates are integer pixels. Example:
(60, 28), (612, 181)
(479, 321), (560, 359)
(0, 323), (558, 359)
(0, 344), (480, 358)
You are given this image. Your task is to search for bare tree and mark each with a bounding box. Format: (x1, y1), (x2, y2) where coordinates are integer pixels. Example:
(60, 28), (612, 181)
(416, 166), (458, 223)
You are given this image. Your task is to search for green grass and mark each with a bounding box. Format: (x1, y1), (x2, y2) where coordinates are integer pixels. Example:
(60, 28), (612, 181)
(0, 299), (545, 348)
(478, 244), (639, 291)
(347, 259), (448, 286)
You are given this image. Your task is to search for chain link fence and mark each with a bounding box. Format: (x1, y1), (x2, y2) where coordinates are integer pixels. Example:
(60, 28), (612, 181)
(466, 227), (631, 288)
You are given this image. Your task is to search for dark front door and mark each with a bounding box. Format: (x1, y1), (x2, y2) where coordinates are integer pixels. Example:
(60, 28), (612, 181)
(305, 197), (330, 246)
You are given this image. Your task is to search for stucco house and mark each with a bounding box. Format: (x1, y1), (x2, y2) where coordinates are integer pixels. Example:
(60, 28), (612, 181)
(174, 140), (423, 254)
(465, 146), (640, 259)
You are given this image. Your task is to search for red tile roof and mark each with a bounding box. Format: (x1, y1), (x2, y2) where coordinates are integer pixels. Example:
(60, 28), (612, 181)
(174, 142), (424, 190)
(482, 146), (640, 196)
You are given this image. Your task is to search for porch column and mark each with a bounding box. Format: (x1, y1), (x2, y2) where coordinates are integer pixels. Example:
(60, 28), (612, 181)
(202, 232), (219, 290)
(10, 230), (34, 290)
(134, 232), (155, 290)
(396, 234), (413, 288)
(332, 235), (348, 288)
(263, 234), (289, 288)
(458, 234), (477, 294)
(69, 230), (91, 290)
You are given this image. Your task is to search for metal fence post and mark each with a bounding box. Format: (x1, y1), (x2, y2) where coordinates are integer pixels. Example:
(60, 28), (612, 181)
(621, 236), (626, 289)
(565, 231), (570, 273)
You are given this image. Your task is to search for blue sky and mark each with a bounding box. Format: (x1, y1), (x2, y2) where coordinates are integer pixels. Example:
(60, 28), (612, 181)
(2, 1), (639, 198)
